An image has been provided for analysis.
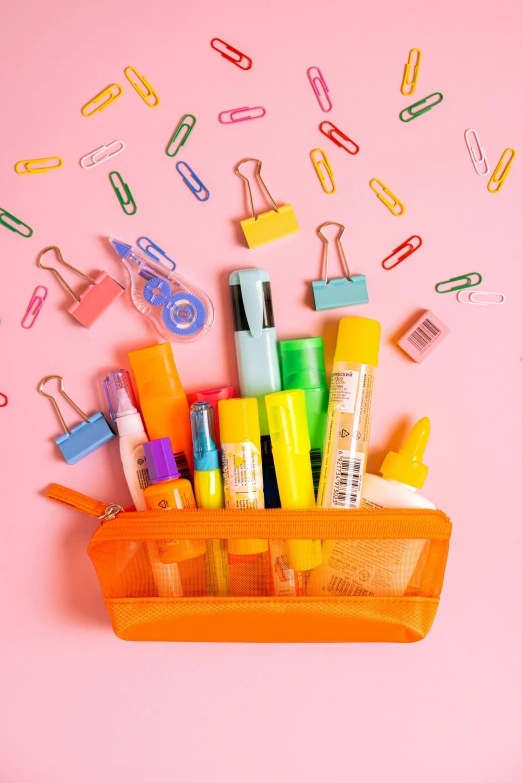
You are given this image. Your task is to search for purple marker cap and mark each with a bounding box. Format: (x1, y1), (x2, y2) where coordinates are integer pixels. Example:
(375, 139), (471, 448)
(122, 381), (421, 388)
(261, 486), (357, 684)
(143, 438), (180, 484)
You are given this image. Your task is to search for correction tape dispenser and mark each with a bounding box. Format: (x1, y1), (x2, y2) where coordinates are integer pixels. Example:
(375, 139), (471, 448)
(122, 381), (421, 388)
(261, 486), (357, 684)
(108, 237), (214, 342)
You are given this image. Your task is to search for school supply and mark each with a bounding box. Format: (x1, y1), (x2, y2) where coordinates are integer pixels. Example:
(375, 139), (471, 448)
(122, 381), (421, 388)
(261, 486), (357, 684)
(81, 84), (123, 117)
(457, 290), (505, 306)
(397, 310), (449, 362)
(187, 386), (235, 448)
(235, 158), (299, 248)
(218, 106), (266, 123)
(80, 141), (125, 169)
(307, 67), (332, 111)
(487, 148), (516, 193)
(399, 92), (444, 122)
(319, 122), (360, 154)
(210, 38), (252, 70)
(137, 236), (176, 268)
(38, 246), (124, 328)
(435, 272), (482, 293)
(0, 208), (33, 237)
(400, 48), (422, 96)
(310, 148), (336, 194)
(166, 115), (196, 157)
(381, 235), (422, 269)
(15, 157), (63, 175)
(39, 375), (115, 464)
(124, 66), (160, 107)
(109, 238), (214, 341)
(312, 222), (369, 310)
(464, 129), (489, 176)
(109, 171), (137, 215)
(0, 393), (7, 408)
(369, 179), (406, 216)
(21, 286), (48, 329)
(176, 161), (210, 201)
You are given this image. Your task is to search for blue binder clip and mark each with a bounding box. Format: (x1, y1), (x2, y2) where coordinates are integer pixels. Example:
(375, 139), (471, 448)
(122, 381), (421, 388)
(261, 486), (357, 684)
(39, 375), (115, 465)
(312, 222), (369, 311)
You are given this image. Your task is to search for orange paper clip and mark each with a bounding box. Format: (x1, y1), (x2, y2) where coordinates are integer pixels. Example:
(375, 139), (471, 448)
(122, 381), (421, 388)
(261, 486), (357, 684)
(369, 178), (406, 216)
(487, 148), (516, 193)
(319, 122), (359, 155)
(21, 285), (48, 328)
(124, 66), (160, 107)
(311, 149), (336, 194)
(15, 157), (63, 175)
(210, 38), (252, 70)
(81, 84), (123, 117)
(382, 236), (422, 269)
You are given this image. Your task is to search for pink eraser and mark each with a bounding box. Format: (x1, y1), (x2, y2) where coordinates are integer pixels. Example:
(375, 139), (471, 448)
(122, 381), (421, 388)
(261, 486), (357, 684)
(68, 271), (124, 328)
(397, 310), (450, 362)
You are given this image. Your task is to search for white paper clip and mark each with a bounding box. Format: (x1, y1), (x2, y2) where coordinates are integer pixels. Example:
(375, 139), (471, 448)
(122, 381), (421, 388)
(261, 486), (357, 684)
(464, 129), (489, 176)
(457, 290), (505, 306)
(80, 140), (125, 169)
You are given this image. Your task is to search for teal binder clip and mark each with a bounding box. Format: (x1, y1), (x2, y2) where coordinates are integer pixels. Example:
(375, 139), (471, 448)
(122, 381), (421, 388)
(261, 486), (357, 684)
(39, 375), (115, 465)
(312, 222), (369, 311)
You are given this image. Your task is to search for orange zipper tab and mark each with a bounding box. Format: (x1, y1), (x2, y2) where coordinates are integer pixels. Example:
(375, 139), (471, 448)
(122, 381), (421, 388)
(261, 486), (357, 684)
(45, 483), (116, 520)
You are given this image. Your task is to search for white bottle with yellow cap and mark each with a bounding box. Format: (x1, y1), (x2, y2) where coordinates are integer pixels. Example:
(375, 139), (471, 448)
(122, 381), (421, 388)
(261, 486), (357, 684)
(308, 417), (435, 597)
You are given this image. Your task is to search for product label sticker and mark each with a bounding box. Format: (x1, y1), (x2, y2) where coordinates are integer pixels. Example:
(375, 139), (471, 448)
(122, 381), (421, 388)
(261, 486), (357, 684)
(331, 449), (365, 508)
(221, 442), (264, 509)
(330, 370), (359, 413)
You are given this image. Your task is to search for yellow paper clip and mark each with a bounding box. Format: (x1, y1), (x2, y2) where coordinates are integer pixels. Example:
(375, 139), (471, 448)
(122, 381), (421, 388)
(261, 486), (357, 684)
(401, 48), (422, 96)
(124, 66), (160, 107)
(369, 178), (406, 216)
(487, 148), (516, 193)
(311, 149), (336, 194)
(81, 84), (123, 117)
(236, 158), (300, 249)
(15, 157), (63, 175)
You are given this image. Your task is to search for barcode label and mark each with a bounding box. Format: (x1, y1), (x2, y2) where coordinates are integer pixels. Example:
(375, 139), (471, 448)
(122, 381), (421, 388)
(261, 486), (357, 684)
(174, 451), (190, 479)
(407, 318), (441, 354)
(327, 575), (373, 596)
(137, 466), (150, 491)
(332, 450), (364, 508)
(310, 448), (322, 496)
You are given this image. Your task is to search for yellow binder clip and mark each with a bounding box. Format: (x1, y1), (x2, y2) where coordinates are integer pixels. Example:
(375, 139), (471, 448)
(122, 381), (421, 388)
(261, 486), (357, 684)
(124, 66), (160, 108)
(236, 158), (300, 249)
(487, 148), (516, 193)
(81, 84), (123, 117)
(310, 149), (336, 194)
(401, 48), (422, 96)
(15, 157), (63, 175)
(369, 178), (406, 216)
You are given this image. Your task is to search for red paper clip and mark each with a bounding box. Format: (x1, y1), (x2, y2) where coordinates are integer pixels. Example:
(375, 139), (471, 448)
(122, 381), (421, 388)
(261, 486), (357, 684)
(218, 106), (266, 124)
(308, 67), (332, 112)
(319, 122), (359, 155)
(210, 38), (252, 70)
(21, 285), (48, 328)
(381, 236), (422, 270)
(0, 392), (7, 407)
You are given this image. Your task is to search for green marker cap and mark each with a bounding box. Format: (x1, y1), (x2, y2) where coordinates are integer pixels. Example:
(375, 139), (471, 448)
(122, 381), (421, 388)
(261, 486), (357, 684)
(280, 337), (327, 391)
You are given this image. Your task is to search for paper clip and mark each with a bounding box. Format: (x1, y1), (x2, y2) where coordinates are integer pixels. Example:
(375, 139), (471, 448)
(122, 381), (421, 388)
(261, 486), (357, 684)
(124, 66), (160, 108)
(176, 162), (210, 202)
(464, 129), (489, 177)
(382, 236), (422, 270)
(109, 171), (137, 215)
(218, 106), (266, 124)
(236, 158), (300, 249)
(39, 375), (115, 465)
(401, 49), (422, 96)
(166, 115), (196, 157)
(15, 157), (63, 175)
(311, 149), (336, 194)
(21, 285), (48, 328)
(369, 179), (406, 216)
(210, 38), (252, 70)
(0, 393), (7, 408)
(137, 237), (176, 270)
(312, 222), (369, 311)
(0, 208), (33, 238)
(307, 67), (332, 112)
(400, 92), (444, 122)
(81, 84), (123, 117)
(487, 148), (516, 193)
(38, 246), (124, 328)
(435, 272), (482, 294)
(319, 122), (359, 155)
(80, 140), (125, 169)
(457, 289), (505, 306)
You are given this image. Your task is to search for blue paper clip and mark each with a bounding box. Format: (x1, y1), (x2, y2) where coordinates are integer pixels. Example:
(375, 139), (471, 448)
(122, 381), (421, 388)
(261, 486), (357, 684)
(312, 222), (369, 311)
(175, 161), (210, 201)
(137, 237), (176, 270)
(39, 375), (115, 465)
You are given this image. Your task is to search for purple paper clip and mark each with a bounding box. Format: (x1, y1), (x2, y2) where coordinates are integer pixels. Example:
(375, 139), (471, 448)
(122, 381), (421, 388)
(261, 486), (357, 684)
(307, 67), (332, 112)
(21, 285), (48, 328)
(218, 106), (266, 124)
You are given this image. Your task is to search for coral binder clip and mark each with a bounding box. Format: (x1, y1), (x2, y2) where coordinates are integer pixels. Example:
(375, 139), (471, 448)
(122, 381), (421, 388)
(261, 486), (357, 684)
(487, 148), (516, 193)
(210, 38), (252, 70)
(464, 129), (489, 176)
(307, 67), (332, 112)
(38, 246), (124, 328)
(401, 48), (422, 96)
(0, 208), (33, 238)
(236, 158), (299, 248)
(166, 115), (196, 157)
(109, 171), (137, 215)
(319, 122), (359, 154)
(15, 157), (63, 175)
(81, 84), (123, 117)
(457, 289), (505, 306)
(39, 375), (115, 465)
(382, 236), (422, 269)
(21, 285), (48, 328)
(80, 140), (125, 169)
(176, 162), (210, 201)
(369, 179), (406, 216)
(311, 149), (336, 194)
(400, 92), (443, 122)
(124, 66), (160, 107)
(218, 106), (266, 123)
(435, 272), (482, 294)
(312, 222), (369, 311)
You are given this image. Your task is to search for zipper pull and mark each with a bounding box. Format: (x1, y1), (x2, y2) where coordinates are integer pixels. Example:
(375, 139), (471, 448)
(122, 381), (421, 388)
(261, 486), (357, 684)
(46, 483), (114, 519)
(98, 504), (124, 522)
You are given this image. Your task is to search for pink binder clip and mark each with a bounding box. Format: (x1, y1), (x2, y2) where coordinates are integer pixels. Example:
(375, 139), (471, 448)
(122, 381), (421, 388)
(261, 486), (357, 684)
(21, 285), (48, 328)
(38, 246), (124, 328)
(307, 67), (332, 112)
(218, 106), (266, 124)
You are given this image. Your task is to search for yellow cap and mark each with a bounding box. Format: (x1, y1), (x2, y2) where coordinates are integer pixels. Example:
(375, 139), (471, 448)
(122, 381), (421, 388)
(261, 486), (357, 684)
(380, 417), (430, 489)
(218, 398), (260, 447)
(334, 316), (381, 367)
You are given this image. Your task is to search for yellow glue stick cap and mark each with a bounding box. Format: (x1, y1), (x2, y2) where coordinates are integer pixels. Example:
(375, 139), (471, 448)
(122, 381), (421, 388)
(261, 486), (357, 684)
(334, 316), (381, 367)
(219, 397), (261, 448)
(380, 417), (430, 489)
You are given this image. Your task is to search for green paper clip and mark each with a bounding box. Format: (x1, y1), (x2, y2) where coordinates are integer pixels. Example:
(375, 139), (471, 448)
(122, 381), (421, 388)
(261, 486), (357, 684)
(166, 114), (197, 157)
(435, 272), (482, 294)
(400, 92), (444, 122)
(312, 222), (369, 311)
(0, 207), (33, 237)
(109, 171), (137, 215)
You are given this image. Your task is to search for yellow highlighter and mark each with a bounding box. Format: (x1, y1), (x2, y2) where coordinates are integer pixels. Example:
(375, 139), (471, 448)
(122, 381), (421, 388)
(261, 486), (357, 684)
(265, 390), (322, 595)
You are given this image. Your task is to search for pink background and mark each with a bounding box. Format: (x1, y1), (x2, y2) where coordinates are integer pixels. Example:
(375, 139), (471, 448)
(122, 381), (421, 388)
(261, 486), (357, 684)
(1, 0), (521, 780)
